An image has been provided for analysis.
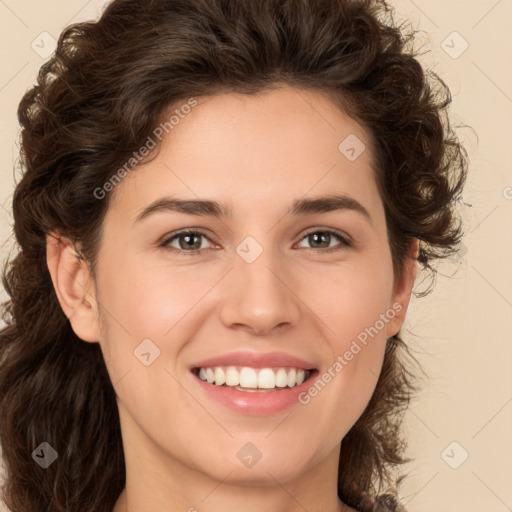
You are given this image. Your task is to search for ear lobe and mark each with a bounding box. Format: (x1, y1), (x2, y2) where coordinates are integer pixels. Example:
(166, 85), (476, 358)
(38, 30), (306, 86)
(46, 232), (100, 343)
(386, 238), (419, 338)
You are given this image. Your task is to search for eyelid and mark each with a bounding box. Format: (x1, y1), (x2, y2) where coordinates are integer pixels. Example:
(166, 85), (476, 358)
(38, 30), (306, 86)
(294, 227), (352, 253)
(298, 227), (352, 245)
(159, 228), (218, 252)
(160, 227), (352, 254)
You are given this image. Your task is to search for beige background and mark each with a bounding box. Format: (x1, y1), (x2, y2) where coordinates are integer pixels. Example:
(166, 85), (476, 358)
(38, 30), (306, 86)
(0, 1), (511, 511)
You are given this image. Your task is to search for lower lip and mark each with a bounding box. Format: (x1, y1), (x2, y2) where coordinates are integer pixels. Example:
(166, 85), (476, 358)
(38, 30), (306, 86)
(191, 371), (317, 415)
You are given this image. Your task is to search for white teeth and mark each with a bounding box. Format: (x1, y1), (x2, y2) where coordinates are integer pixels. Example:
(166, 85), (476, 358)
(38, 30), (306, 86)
(195, 366), (311, 389)
(225, 366), (239, 386)
(240, 367), (258, 388)
(214, 367), (225, 386)
(258, 368), (275, 389)
(287, 368), (296, 387)
(275, 368), (288, 388)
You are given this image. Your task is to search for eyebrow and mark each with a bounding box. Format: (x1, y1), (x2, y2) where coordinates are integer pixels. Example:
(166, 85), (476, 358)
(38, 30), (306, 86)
(133, 194), (372, 224)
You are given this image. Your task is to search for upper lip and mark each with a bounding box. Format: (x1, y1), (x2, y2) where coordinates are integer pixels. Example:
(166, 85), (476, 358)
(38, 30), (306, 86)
(190, 351), (317, 370)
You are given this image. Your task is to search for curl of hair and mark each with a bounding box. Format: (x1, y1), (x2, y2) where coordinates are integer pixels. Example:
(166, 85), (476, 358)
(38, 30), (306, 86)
(0, 0), (468, 511)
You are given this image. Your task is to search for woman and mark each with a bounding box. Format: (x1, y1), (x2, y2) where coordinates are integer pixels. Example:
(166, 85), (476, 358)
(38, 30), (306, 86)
(0, 0), (468, 511)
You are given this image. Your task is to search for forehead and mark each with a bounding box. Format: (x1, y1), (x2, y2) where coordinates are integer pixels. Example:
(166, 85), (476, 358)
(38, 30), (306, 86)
(107, 86), (382, 225)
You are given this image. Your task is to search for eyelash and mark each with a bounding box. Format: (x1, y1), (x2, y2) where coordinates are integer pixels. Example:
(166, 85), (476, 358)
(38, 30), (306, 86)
(159, 228), (352, 255)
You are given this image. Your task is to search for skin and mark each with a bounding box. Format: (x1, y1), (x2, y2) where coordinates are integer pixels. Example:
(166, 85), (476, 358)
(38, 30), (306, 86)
(46, 85), (418, 512)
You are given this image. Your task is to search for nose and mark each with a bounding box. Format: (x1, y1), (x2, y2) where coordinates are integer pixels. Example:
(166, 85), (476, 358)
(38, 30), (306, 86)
(218, 249), (301, 336)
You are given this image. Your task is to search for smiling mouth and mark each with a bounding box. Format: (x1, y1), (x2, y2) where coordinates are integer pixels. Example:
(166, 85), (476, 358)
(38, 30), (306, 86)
(191, 365), (316, 392)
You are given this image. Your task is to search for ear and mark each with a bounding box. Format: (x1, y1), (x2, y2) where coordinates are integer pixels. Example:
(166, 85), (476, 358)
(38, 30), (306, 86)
(386, 238), (419, 338)
(46, 231), (100, 343)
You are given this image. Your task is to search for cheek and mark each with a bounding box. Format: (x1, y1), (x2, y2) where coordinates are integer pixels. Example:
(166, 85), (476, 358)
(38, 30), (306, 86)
(299, 255), (394, 346)
(98, 255), (211, 336)
(294, 256), (393, 430)
(95, 254), (221, 385)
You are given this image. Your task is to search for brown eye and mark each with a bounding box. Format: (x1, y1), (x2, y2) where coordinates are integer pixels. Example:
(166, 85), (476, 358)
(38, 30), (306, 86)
(161, 230), (214, 253)
(307, 232), (332, 249)
(296, 229), (351, 253)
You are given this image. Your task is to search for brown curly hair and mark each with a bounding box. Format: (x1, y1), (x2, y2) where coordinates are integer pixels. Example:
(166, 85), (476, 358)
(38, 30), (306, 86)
(0, 0), (468, 511)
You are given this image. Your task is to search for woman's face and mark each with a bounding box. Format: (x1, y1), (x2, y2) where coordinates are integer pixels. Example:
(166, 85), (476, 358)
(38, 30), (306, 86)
(59, 86), (417, 501)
